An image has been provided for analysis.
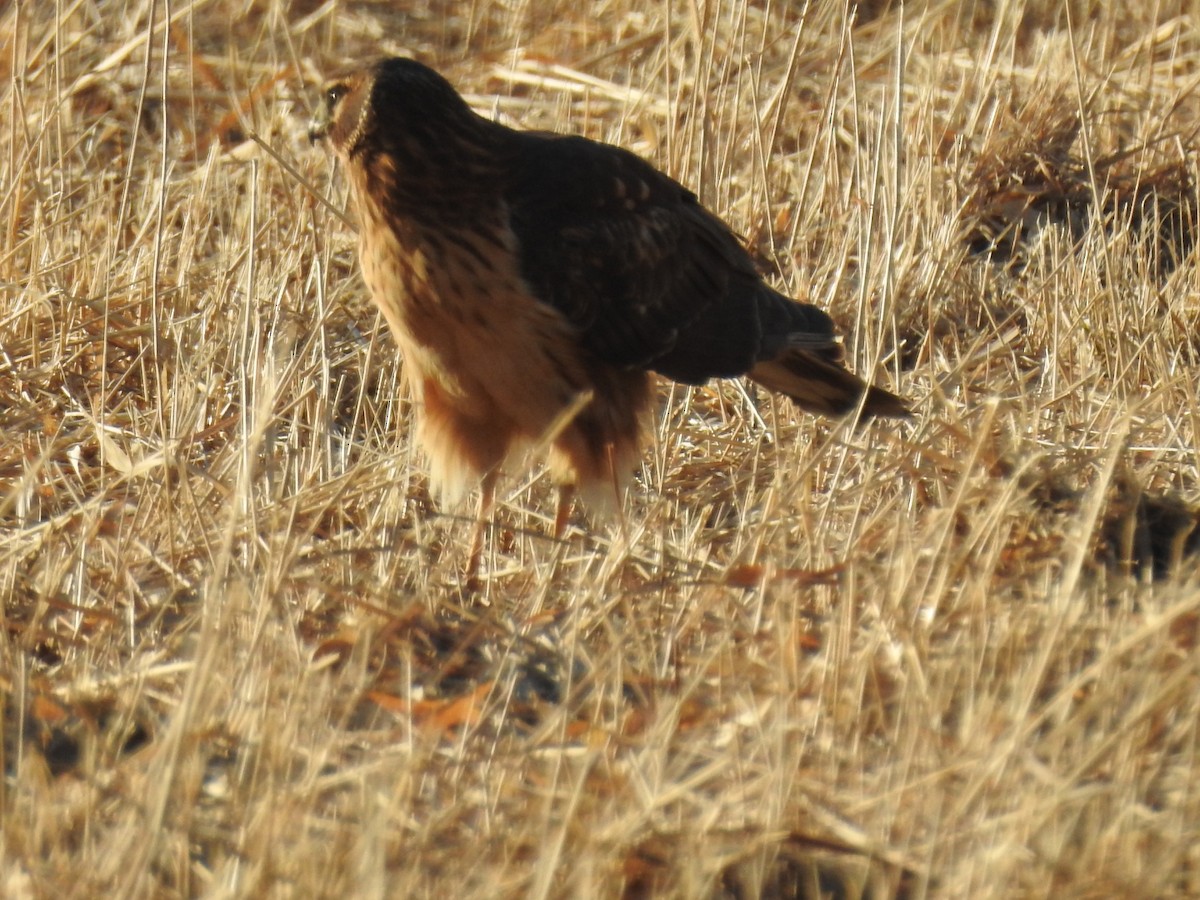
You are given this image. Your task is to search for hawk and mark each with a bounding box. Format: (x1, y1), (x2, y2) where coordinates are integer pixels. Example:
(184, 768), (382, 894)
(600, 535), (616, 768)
(308, 57), (909, 575)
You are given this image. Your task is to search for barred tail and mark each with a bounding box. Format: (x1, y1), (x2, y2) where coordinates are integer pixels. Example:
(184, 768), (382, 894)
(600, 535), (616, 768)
(748, 349), (910, 419)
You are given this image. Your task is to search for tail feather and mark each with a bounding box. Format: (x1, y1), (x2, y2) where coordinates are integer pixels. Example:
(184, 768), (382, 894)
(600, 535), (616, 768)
(748, 349), (910, 419)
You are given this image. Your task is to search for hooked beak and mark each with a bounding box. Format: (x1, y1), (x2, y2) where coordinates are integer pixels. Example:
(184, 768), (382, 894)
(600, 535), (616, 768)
(307, 104), (331, 144)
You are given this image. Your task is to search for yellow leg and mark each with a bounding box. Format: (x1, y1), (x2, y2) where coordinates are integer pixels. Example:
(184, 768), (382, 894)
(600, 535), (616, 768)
(553, 483), (576, 540)
(466, 468), (498, 586)
(600, 441), (630, 543)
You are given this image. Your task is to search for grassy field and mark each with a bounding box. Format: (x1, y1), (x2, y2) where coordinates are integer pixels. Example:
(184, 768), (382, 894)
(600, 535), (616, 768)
(4, 0), (1200, 896)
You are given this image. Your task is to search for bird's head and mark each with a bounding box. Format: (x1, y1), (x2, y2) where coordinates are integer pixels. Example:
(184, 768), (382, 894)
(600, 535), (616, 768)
(307, 68), (370, 152)
(308, 57), (478, 160)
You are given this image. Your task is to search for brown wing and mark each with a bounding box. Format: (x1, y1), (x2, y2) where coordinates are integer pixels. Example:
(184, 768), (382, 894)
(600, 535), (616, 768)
(503, 132), (841, 384)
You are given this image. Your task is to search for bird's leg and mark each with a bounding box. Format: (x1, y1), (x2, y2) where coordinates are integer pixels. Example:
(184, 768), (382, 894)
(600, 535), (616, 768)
(606, 443), (629, 543)
(553, 483), (576, 540)
(466, 468), (498, 587)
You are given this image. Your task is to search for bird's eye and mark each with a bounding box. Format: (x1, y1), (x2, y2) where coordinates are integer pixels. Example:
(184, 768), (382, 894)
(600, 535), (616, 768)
(326, 85), (347, 107)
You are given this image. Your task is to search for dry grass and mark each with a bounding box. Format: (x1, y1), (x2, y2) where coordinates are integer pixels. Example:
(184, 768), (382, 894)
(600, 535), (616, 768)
(4, 0), (1200, 897)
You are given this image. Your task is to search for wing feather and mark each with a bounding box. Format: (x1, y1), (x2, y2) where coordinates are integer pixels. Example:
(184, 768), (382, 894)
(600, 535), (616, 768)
(504, 132), (789, 377)
(500, 129), (908, 418)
